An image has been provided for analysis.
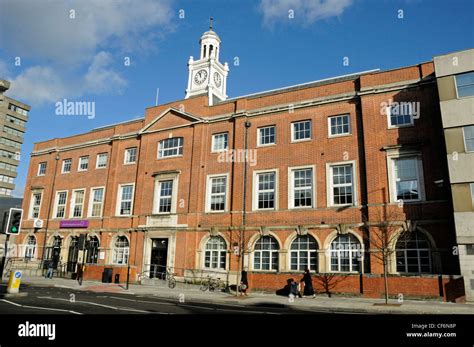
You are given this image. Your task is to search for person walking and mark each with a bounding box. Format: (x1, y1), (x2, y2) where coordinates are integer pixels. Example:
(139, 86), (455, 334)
(302, 268), (315, 298)
(240, 268), (249, 296)
(45, 261), (54, 279)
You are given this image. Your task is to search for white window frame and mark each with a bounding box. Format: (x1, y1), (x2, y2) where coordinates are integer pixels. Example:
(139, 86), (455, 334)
(252, 236), (279, 272)
(96, 153), (108, 169)
(69, 189), (86, 218)
(329, 234), (362, 273)
(37, 162), (47, 176)
(252, 169), (279, 211)
(386, 150), (425, 203)
(386, 104), (414, 129)
(152, 174), (179, 214)
(112, 236), (130, 265)
(53, 190), (68, 219)
(454, 71), (474, 99)
(326, 160), (357, 207)
(24, 235), (36, 259)
(88, 186), (105, 218)
(470, 183), (474, 209)
(203, 236), (227, 270)
(28, 191), (43, 219)
(328, 114), (351, 137)
(463, 125), (474, 153)
(289, 235), (318, 272)
(124, 147), (137, 164)
(205, 173), (230, 213)
(78, 156), (89, 172)
(257, 125), (276, 147)
(288, 165), (316, 209)
(116, 183), (135, 216)
(291, 120), (312, 142)
(158, 137), (184, 159)
(211, 132), (229, 152)
(61, 159), (72, 174)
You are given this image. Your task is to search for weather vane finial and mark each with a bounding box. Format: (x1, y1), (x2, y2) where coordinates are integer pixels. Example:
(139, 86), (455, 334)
(210, 17), (213, 30)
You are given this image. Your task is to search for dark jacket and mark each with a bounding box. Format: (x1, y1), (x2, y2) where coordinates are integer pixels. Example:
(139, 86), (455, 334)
(302, 271), (314, 296)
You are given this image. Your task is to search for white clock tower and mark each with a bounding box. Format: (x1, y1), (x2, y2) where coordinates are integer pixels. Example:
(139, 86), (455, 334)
(185, 18), (229, 106)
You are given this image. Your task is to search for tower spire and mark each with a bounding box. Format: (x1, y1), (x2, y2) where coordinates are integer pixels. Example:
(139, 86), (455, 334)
(209, 16), (213, 30)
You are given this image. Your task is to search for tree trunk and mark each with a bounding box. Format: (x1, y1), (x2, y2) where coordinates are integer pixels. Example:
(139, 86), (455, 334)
(383, 252), (389, 304)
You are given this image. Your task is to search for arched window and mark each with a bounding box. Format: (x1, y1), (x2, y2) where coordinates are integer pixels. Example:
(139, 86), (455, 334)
(204, 236), (226, 270)
(254, 236), (279, 271)
(290, 235), (318, 271)
(86, 236), (100, 264)
(113, 236), (129, 265)
(24, 235), (36, 259)
(396, 232), (432, 273)
(330, 234), (361, 272)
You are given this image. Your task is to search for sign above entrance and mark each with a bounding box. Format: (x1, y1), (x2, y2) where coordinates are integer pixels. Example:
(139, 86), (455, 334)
(60, 220), (89, 228)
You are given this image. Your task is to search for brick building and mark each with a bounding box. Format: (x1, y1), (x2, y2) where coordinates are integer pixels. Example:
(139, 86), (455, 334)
(15, 28), (466, 300)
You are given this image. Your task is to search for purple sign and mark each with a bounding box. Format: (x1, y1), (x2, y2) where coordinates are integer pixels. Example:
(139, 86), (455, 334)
(60, 220), (89, 228)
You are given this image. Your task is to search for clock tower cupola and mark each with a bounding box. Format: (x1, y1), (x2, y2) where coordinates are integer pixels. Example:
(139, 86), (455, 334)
(185, 18), (229, 105)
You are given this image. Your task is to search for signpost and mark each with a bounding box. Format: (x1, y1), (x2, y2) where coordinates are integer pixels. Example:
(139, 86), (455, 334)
(0, 208), (23, 283)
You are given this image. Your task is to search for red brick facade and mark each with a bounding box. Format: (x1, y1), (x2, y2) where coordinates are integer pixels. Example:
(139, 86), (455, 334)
(15, 61), (464, 301)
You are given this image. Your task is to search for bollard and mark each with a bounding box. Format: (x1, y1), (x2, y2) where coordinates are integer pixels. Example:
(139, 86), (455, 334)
(7, 270), (22, 294)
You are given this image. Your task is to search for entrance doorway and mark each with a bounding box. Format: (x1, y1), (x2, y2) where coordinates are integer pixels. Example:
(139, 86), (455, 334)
(67, 236), (79, 272)
(45, 236), (62, 270)
(150, 238), (168, 278)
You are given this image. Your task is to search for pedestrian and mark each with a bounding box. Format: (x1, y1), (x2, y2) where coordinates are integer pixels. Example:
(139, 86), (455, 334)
(240, 268), (249, 296)
(45, 261), (54, 279)
(289, 279), (299, 299)
(302, 268), (315, 298)
(77, 264), (84, 286)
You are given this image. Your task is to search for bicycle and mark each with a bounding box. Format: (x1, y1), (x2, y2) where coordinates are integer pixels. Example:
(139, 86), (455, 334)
(200, 275), (226, 292)
(160, 267), (176, 289)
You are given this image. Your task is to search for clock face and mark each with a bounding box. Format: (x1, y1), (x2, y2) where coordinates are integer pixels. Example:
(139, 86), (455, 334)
(213, 72), (222, 87)
(194, 69), (207, 85)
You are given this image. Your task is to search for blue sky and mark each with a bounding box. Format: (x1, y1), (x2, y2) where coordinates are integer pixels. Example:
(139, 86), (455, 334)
(0, 0), (473, 197)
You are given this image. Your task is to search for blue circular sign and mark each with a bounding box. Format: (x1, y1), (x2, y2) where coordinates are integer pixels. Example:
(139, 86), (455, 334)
(14, 271), (21, 279)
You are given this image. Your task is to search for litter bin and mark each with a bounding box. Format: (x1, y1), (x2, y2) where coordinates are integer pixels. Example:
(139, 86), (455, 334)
(114, 274), (120, 284)
(102, 268), (113, 283)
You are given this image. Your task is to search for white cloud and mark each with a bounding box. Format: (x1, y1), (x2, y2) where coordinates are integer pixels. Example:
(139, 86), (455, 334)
(0, 0), (173, 105)
(259, 0), (353, 26)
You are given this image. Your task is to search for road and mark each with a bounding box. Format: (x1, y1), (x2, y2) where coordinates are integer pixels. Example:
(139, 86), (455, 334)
(0, 283), (320, 315)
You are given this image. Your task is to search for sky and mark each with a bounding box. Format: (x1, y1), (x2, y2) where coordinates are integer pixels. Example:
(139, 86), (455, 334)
(0, 0), (473, 198)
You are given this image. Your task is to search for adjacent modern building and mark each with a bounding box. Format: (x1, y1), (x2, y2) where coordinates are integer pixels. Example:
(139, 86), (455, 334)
(13, 27), (468, 301)
(434, 49), (474, 302)
(0, 79), (29, 197)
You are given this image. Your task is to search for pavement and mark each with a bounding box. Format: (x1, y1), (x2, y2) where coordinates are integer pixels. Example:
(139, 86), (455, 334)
(3, 275), (473, 315)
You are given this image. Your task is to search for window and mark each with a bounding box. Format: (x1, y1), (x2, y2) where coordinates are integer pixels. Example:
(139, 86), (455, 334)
(29, 192), (42, 219)
(117, 184), (134, 216)
(86, 236), (100, 264)
(290, 167), (314, 208)
(62, 159), (72, 173)
(158, 137), (183, 158)
(124, 147), (137, 164)
(96, 153), (108, 169)
(463, 125), (474, 152)
(0, 175), (14, 184)
(113, 236), (129, 265)
(290, 235), (318, 271)
(329, 115), (350, 136)
(3, 126), (24, 138)
(37, 162), (47, 176)
(204, 236), (227, 270)
(54, 191), (68, 218)
(0, 162), (17, 172)
(0, 149), (17, 160)
(8, 104), (28, 116)
(471, 183), (474, 208)
(396, 232), (432, 274)
(0, 137), (21, 149)
(78, 156), (89, 171)
(207, 175), (227, 212)
(0, 188), (12, 196)
(329, 163), (354, 206)
(212, 133), (228, 152)
(258, 126), (276, 146)
(157, 180), (173, 213)
(6, 115), (26, 127)
(24, 236), (36, 259)
(254, 236), (279, 271)
(455, 71), (474, 98)
(292, 120), (312, 141)
(393, 157), (421, 201)
(70, 190), (85, 218)
(89, 188), (105, 217)
(255, 171), (276, 210)
(330, 234), (361, 272)
(388, 104), (413, 127)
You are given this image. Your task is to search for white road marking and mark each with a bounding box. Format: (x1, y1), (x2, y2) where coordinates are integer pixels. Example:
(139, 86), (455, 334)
(37, 296), (164, 314)
(1, 299), (82, 315)
(106, 296), (176, 306)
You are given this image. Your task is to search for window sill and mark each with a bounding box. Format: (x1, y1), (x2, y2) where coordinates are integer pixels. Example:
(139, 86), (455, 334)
(257, 143), (276, 148)
(290, 139), (312, 144)
(387, 124), (414, 130)
(211, 149), (229, 154)
(123, 162), (136, 166)
(328, 133), (352, 139)
(157, 155), (183, 160)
